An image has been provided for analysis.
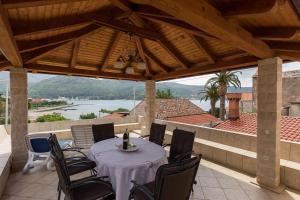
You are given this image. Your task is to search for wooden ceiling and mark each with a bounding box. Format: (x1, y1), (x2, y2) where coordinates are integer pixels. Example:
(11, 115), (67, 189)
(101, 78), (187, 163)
(1, 0), (300, 81)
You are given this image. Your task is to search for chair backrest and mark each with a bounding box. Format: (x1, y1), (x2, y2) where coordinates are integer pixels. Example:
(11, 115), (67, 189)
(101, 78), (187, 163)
(71, 125), (93, 149)
(48, 134), (71, 195)
(92, 123), (115, 143)
(25, 133), (51, 153)
(149, 123), (166, 146)
(169, 129), (195, 162)
(154, 155), (201, 200)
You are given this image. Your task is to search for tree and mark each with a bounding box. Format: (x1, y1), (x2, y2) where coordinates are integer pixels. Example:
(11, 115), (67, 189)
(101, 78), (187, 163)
(200, 83), (220, 117)
(156, 89), (174, 99)
(80, 112), (97, 119)
(205, 71), (241, 120)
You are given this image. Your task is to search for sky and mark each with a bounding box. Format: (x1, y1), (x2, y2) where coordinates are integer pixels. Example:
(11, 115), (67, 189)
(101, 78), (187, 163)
(0, 61), (299, 87)
(165, 62), (300, 87)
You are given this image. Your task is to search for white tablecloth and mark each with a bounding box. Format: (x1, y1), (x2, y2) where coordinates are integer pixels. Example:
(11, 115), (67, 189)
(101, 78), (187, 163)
(89, 138), (167, 200)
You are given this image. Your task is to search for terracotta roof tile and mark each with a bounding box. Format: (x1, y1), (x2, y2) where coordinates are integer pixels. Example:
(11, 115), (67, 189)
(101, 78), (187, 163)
(215, 113), (300, 142)
(167, 114), (219, 126)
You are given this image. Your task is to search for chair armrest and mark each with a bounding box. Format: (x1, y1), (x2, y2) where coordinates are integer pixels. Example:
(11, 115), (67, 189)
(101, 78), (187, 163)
(139, 135), (150, 139)
(130, 181), (154, 200)
(70, 176), (112, 190)
(114, 135), (119, 138)
(62, 148), (87, 157)
(163, 143), (171, 148)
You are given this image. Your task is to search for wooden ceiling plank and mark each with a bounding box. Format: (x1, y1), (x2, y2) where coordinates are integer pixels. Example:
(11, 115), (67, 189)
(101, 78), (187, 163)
(23, 25), (104, 64)
(131, 0), (273, 59)
(101, 31), (123, 71)
(70, 40), (80, 68)
(2, 0), (88, 9)
(0, 5), (22, 67)
(154, 56), (258, 81)
(144, 48), (171, 73)
(190, 35), (215, 64)
(23, 63), (145, 81)
(219, 0), (277, 17)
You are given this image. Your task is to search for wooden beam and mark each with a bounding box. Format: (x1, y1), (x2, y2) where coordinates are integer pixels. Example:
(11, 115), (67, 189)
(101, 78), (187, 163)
(91, 15), (159, 41)
(17, 25), (93, 53)
(291, 0), (300, 19)
(0, 5), (22, 67)
(2, 0), (88, 9)
(70, 40), (80, 68)
(144, 48), (171, 73)
(140, 15), (216, 40)
(135, 37), (153, 76)
(253, 27), (300, 40)
(154, 56), (258, 81)
(218, 0), (277, 17)
(23, 63), (145, 80)
(132, 4), (174, 19)
(22, 25), (103, 63)
(100, 31), (123, 71)
(12, 7), (115, 38)
(276, 50), (300, 61)
(190, 35), (215, 63)
(131, 0), (273, 59)
(268, 41), (300, 52)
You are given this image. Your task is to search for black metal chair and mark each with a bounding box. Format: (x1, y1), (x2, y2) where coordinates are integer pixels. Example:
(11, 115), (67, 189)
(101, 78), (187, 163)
(48, 134), (97, 199)
(92, 123), (117, 143)
(129, 155), (201, 200)
(140, 123), (166, 146)
(49, 134), (115, 200)
(167, 128), (195, 163)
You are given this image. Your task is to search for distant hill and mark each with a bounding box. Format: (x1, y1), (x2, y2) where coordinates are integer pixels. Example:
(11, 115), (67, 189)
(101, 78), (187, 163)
(29, 76), (252, 99)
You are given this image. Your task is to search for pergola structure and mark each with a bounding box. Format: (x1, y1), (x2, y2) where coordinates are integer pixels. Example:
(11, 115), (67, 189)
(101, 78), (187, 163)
(0, 0), (299, 192)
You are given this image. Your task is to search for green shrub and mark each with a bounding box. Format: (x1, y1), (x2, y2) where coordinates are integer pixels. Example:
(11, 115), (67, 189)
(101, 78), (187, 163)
(80, 112), (97, 119)
(36, 113), (67, 122)
(100, 108), (129, 114)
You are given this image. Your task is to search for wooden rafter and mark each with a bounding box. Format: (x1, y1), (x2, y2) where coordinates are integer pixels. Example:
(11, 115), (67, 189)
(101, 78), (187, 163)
(268, 41), (300, 52)
(23, 63), (145, 81)
(0, 5), (22, 67)
(70, 40), (80, 68)
(253, 27), (300, 41)
(218, 0), (277, 17)
(276, 50), (300, 61)
(2, 0), (88, 9)
(131, 0), (273, 59)
(100, 31), (123, 71)
(23, 25), (104, 63)
(190, 35), (215, 64)
(144, 48), (171, 73)
(135, 37), (153, 76)
(154, 56), (258, 81)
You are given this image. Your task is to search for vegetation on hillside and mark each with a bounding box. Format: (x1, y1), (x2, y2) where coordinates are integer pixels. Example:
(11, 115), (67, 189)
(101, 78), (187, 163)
(156, 89), (174, 99)
(36, 113), (67, 122)
(100, 108), (129, 114)
(205, 71), (241, 120)
(80, 112), (97, 119)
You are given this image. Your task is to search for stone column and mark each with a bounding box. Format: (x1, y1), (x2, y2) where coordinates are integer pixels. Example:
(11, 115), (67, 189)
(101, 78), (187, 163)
(10, 68), (28, 171)
(257, 57), (282, 189)
(144, 80), (156, 135)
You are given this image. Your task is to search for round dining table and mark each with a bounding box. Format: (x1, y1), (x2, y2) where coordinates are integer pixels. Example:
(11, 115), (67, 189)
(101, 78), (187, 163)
(89, 137), (167, 200)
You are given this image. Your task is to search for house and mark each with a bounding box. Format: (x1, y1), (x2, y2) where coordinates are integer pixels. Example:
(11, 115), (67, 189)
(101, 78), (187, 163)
(130, 99), (220, 126)
(216, 93), (300, 142)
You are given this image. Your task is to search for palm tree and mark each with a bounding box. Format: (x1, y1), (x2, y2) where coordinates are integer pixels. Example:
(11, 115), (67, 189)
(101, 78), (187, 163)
(206, 71), (241, 120)
(200, 83), (220, 117)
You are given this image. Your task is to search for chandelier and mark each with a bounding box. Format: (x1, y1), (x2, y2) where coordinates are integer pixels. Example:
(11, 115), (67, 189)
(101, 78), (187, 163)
(114, 33), (146, 74)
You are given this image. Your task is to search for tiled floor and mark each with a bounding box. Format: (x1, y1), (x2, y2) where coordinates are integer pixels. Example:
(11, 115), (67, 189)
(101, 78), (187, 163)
(2, 159), (300, 200)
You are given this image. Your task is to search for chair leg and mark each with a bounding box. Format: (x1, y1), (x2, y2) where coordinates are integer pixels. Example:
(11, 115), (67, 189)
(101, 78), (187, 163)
(57, 188), (61, 200)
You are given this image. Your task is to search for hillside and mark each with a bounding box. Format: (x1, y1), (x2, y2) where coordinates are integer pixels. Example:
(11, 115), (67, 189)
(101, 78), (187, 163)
(29, 76), (251, 99)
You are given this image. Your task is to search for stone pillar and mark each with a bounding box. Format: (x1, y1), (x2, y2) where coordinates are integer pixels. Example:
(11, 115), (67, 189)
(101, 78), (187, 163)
(252, 72), (258, 112)
(10, 68), (28, 171)
(144, 80), (156, 135)
(256, 57), (282, 189)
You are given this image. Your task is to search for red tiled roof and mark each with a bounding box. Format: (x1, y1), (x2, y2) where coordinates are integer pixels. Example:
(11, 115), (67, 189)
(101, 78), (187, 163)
(103, 113), (126, 120)
(167, 114), (219, 126)
(215, 113), (300, 142)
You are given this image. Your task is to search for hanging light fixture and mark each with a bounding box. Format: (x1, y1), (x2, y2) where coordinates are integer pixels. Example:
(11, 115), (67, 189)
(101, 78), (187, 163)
(114, 33), (146, 73)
